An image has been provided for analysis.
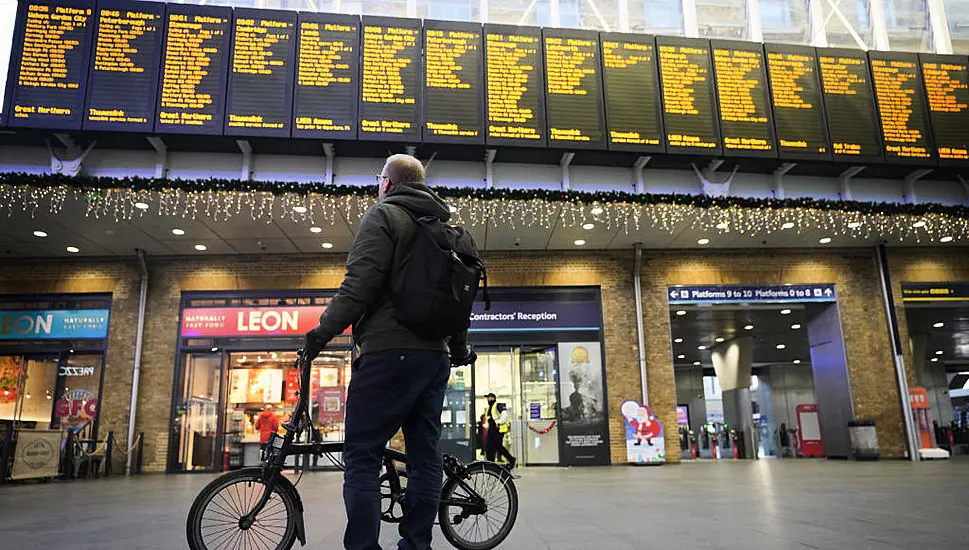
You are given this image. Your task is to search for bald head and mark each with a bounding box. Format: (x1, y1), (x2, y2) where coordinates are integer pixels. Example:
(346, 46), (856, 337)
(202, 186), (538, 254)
(379, 154), (425, 200)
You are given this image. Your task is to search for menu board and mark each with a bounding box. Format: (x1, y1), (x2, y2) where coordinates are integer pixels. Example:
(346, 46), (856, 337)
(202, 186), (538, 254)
(83, 1), (164, 132)
(293, 12), (358, 139)
(543, 28), (606, 149)
(919, 53), (969, 164)
(711, 40), (775, 157)
(656, 36), (720, 155)
(869, 51), (934, 163)
(4, 0), (95, 130)
(422, 19), (483, 144)
(224, 8), (296, 137)
(816, 47), (882, 161)
(155, 4), (231, 135)
(764, 43), (830, 160)
(484, 24), (546, 147)
(600, 32), (664, 153)
(358, 16), (421, 141)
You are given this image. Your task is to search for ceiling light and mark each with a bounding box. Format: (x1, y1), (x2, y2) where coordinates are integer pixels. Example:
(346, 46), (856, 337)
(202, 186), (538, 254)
(590, 206), (603, 215)
(935, 350), (943, 355)
(931, 357), (939, 362)
(698, 345), (706, 350)
(715, 222), (729, 230)
(171, 228), (185, 236)
(697, 238), (710, 245)
(793, 359), (801, 364)
(674, 338), (683, 343)
(780, 309), (791, 315)
(819, 237), (832, 244)
(573, 239), (586, 246)
(321, 242), (334, 249)
(582, 223), (595, 230)
(211, 347), (219, 352)
(310, 226), (322, 234)
(66, 246), (80, 253)
(933, 322), (944, 328)
(293, 206), (308, 214)
(781, 222), (794, 230)
(675, 310), (687, 316)
(715, 337), (724, 343)
(744, 324), (753, 330)
(791, 324), (801, 330)
(32, 230), (47, 238)
(194, 244), (207, 251)
(912, 221), (926, 228)
(693, 361), (701, 366)
(448, 205), (458, 213)
(134, 202), (149, 210)
(847, 221), (861, 229)
(677, 354), (685, 359)
(776, 344), (786, 349)
(940, 236), (953, 243)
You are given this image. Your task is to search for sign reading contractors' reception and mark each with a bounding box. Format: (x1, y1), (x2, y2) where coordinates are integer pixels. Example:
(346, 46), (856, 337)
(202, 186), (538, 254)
(0, 309), (110, 340)
(668, 284), (837, 304)
(469, 301), (601, 332)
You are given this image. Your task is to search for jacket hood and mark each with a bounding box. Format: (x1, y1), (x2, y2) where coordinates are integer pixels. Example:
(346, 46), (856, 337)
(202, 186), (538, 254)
(382, 183), (451, 222)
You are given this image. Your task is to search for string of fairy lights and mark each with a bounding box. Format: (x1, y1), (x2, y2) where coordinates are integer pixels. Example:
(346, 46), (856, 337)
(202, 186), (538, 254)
(0, 174), (966, 243)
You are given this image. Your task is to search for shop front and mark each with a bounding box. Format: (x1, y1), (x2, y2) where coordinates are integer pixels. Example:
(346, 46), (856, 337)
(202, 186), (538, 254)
(1, 294), (111, 480)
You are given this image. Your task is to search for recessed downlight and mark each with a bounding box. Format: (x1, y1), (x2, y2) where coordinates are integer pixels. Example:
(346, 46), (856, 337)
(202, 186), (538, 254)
(780, 309), (791, 315)
(912, 221), (926, 228)
(781, 222), (795, 230)
(32, 230), (48, 238)
(793, 359), (801, 364)
(935, 350), (943, 355)
(134, 202), (149, 210)
(582, 223), (595, 230)
(194, 244), (207, 251)
(791, 324), (801, 330)
(776, 344), (786, 350)
(819, 237), (832, 244)
(693, 361), (701, 366)
(744, 324), (754, 330)
(677, 354), (685, 359)
(65, 246), (80, 253)
(697, 345), (707, 350)
(940, 236), (953, 243)
(715, 337), (724, 343)
(171, 228), (185, 236)
(674, 338), (683, 343)
(449, 205), (458, 213)
(716, 222), (729, 230)
(847, 221), (861, 229)
(697, 238), (710, 245)
(933, 322), (944, 328)
(293, 206), (308, 214)
(590, 206), (603, 215)
(675, 310), (687, 316)
(310, 226), (322, 234)
(211, 347), (219, 352)
(321, 242), (334, 249)
(931, 357), (939, 362)
(573, 239), (586, 246)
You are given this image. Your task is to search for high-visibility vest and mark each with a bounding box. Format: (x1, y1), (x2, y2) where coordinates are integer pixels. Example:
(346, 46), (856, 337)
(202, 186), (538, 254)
(489, 402), (510, 434)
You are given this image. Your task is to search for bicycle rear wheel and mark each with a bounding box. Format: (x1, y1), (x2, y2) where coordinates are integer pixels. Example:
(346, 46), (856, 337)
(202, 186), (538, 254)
(438, 462), (518, 550)
(187, 468), (299, 550)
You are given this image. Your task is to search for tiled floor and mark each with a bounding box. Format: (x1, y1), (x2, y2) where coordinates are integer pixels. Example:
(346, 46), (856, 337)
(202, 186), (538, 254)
(0, 459), (966, 549)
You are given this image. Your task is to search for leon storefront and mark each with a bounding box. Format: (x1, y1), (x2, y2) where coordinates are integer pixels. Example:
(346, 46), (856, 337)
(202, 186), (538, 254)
(169, 292), (352, 473)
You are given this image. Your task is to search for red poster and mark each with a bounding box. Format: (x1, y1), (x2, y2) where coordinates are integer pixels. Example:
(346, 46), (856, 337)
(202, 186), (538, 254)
(285, 368), (299, 404)
(180, 306), (351, 338)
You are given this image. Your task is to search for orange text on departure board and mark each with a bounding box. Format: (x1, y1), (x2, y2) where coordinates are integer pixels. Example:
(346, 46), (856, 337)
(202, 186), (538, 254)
(922, 61), (969, 160)
(714, 48), (770, 151)
(767, 52), (825, 152)
(360, 25), (416, 134)
(13, 4), (92, 119)
(602, 40), (659, 146)
(425, 28), (479, 137)
(545, 36), (596, 142)
(819, 56), (866, 155)
(871, 59), (930, 158)
(295, 21), (354, 132)
(659, 45), (716, 149)
(227, 16), (291, 130)
(486, 32), (541, 140)
(158, 13), (227, 126)
(88, 9), (157, 124)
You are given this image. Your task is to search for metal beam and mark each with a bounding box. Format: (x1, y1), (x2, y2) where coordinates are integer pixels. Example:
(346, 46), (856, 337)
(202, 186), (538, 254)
(868, 0), (891, 51)
(958, 175), (969, 205)
(584, 0), (612, 32)
(747, 0), (764, 43)
(322, 142), (335, 186)
(633, 156), (651, 193)
(617, 0), (630, 32)
(146, 136), (168, 179)
(485, 149), (497, 188)
(682, 0), (699, 38)
(838, 165), (865, 200)
(772, 162), (797, 199)
(809, 0), (828, 46)
(549, 0), (561, 27)
(927, 0), (954, 55)
(903, 169), (933, 204)
(823, 0), (870, 50)
(560, 152), (575, 191)
(480, 0), (489, 23)
(237, 139), (253, 181)
(406, 0), (417, 18)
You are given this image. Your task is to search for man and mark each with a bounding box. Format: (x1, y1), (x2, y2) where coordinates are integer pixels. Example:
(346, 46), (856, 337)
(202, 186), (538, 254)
(484, 393), (517, 469)
(304, 153), (475, 550)
(254, 404), (280, 450)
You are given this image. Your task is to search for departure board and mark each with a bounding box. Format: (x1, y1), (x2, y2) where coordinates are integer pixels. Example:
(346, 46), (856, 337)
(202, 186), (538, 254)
(224, 8), (296, 137)
(764, 43), (830, 160)
(4, 0), (95, 130)
(422, 19), (484, 144)
(711, 40), (775, 157)
(919, 53), (969, 164)
(599, 32), (664, 153)
(656, 36), (720, 155)
(543, 28), (606, 149)
(358, 16), (421, 141)
(83, 0), (164, 132)
(293, 12), (358, 139)
(155, 4), (231, 135)
(869, 51), (934, 163)
(816, 48), (882, 161)
(484, 24), (546, 147)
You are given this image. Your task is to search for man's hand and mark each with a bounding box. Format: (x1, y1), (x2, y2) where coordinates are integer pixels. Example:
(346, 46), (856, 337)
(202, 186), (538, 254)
(450, 348), (477, 367)
(304, 327), (327, 360)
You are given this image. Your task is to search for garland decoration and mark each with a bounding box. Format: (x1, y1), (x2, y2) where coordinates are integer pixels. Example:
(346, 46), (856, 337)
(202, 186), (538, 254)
(527, 421), (558, 435)
(0, 173), (966, 242)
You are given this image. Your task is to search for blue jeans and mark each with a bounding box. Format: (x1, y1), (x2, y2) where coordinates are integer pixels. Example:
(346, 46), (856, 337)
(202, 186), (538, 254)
(342, 349), (450, 550)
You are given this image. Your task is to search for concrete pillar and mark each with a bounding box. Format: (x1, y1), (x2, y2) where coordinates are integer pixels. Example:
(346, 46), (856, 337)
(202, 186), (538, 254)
(711, 337), (755, 458)
(806, 303), (854, 459)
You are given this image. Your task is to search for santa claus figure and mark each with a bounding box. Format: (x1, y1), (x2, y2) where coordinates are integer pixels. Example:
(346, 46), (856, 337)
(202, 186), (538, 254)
(628, 406), (662, 446)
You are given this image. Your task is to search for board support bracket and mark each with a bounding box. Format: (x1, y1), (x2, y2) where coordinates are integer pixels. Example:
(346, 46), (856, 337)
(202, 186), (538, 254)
(838, 166), (865, 201)
(693, 160), (737, 197)
(957, 175), (969, 205)
(632, 156), (651, 194)
(237, 140), (253, 182)
(48, 133), (96, 177)
(902, 168), (932, 204)
(322, 143), (335, 186)
(146, 136), (168, 179)
(560, 152), (575, 191)
(772, 162), (797, 199)
(484, 149), (497, 188)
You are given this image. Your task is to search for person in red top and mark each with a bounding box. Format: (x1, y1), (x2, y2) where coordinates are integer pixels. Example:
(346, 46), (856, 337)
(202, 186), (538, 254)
(254, 404), (280, 449)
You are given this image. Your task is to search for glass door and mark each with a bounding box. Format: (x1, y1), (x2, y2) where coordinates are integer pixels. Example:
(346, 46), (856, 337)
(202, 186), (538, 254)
(473, 349), (520, 464)
(440, 364), (473, 463)
(519, 347), (560, 465)
(0, 355), (59, 430)
(174, 353), (223, 472)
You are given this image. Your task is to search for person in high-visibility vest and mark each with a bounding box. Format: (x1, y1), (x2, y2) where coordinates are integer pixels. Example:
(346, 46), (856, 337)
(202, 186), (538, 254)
(485, 393), (517, 469)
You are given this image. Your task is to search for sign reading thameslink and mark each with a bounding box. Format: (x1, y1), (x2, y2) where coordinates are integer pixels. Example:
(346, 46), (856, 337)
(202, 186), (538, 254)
(668, 284), (837, 304)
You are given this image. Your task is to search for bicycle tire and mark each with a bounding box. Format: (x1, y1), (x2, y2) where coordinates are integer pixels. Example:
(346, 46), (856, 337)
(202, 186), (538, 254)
(438, 462), (518, 550)
(187, 468), (300, 550)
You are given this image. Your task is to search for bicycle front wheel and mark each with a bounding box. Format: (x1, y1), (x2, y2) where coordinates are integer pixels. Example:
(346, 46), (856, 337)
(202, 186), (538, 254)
(187, 468), (299, 550)
(438, 462), (518, 550)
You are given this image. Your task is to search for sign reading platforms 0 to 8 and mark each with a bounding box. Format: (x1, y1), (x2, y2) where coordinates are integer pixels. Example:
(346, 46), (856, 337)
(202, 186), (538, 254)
(711, 40), (776, 157)
(656, 36), (721, 155)
(4, 0), (95, 130)
(358, 16), (422, 141)
(764, 43), (830, 160)
(484, 24), (546, 147)
(817, 47), (883, 161)
(919, 53), (969, 165)
(599, 32), (664, 153)
(422, 20), (484, 144)
(224, 8), (296, 137)
(156, 4), (231, 134)
(869, 51), (934, 163)
(293, 12), (358, 139)
(543, 28), (606, 149)
(83, 0), (164, 132)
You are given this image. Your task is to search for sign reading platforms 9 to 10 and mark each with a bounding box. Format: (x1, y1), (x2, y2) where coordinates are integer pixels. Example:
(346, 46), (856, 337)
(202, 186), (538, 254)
(4, 0), (969, 167)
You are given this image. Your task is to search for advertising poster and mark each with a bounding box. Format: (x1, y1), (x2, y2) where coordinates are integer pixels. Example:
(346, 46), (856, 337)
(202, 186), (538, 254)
(621, 401), (665, 464)
(317, 387), (345, 424)
(557, 342), (610, 465)
(11, 430), (62, 480)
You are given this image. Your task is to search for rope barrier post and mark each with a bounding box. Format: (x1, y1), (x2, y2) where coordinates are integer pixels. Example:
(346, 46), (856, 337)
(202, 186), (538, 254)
(0, 423), (13, 485)
(136, 432), (144, 475)
(63, 431), (76, 480)
(105, 432), (114, 477)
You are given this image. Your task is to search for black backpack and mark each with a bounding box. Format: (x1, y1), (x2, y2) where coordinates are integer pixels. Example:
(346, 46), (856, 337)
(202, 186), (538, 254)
(391, 208), (490, 339)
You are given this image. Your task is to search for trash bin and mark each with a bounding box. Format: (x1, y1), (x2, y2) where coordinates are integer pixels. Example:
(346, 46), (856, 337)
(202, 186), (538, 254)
(847, 420), (879, 461)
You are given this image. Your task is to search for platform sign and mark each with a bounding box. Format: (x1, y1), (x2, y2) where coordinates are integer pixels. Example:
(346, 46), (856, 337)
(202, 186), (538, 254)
(667, 284), (836, 304)
(901, 282), (969, 301)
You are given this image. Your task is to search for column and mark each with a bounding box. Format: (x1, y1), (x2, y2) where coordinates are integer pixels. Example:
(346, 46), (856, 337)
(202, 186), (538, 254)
(806, 303), (854, 458)
(711, 336), (755, 458)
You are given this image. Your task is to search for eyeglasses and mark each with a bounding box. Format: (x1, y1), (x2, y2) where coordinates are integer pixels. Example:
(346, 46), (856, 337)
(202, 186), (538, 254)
(375, 174), (388, 184)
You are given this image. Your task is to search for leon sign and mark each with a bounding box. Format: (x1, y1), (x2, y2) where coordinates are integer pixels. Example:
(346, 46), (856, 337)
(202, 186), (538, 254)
(180, 306), (350, 338)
